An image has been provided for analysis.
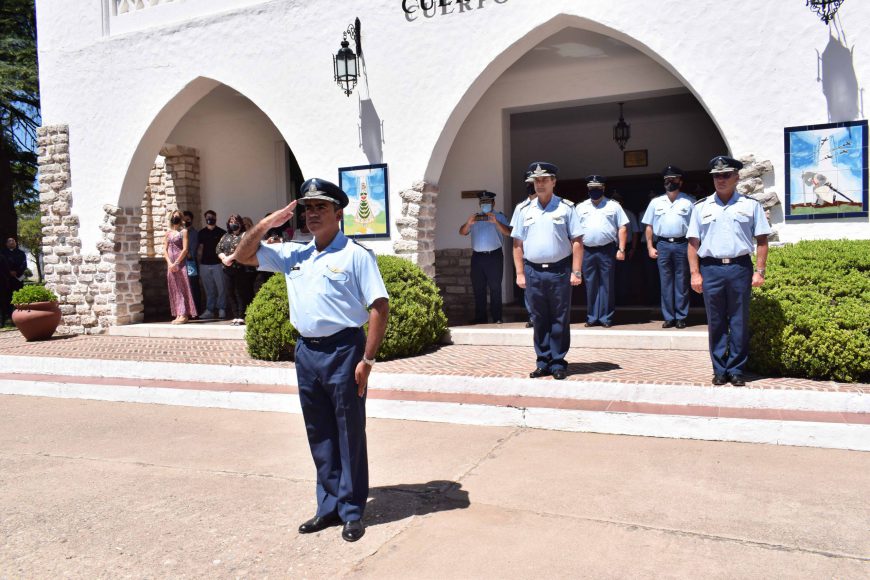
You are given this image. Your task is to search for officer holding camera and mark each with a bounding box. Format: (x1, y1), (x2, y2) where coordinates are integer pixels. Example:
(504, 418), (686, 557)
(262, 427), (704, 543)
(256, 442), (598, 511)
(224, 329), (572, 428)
(459, 190), (511, 324)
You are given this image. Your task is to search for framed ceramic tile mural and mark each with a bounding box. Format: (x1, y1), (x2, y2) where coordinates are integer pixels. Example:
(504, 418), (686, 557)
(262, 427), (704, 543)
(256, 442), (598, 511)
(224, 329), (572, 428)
(784, 120), (868, 221)
(338, 163), (390, 238)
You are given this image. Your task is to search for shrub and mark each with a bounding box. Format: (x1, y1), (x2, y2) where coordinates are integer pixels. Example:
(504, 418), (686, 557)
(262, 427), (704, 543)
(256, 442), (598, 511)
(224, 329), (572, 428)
(748, 239), (870, 382)
(244, 255), (448, 361)
(12, 284), (58, 305)
(245, 272), (297, 361)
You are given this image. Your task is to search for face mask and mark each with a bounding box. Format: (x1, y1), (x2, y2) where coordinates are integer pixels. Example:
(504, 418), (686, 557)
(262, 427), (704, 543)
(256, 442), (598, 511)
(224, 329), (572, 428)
(480, 203), (493, 213)
(206, 217), (216, 226)
(184, 220), (192, 227)
(229, 223), (240, 232)
(170, 216), (182, 225)
(665, 182), (680, 193)
(589, 188), (604, 200)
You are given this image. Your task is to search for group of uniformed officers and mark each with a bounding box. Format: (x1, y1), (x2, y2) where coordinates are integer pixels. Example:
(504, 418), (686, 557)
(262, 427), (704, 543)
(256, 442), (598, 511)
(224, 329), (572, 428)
(461, 157), (770, 385)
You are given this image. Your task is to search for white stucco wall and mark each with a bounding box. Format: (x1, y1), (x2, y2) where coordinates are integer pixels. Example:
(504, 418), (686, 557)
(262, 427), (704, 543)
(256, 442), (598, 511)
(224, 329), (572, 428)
(35, 0), (870, 256)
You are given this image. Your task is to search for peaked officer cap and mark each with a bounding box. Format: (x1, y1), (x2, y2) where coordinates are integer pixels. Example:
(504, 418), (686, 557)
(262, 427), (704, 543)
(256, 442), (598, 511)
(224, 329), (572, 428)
(662, 165), (684, 178)
(525, 162), (559, 182)
(708, 156), (744, 174)
(298, 178), (349, 208)
(477, 191), (497, 200)
(585, 175), (607, 187)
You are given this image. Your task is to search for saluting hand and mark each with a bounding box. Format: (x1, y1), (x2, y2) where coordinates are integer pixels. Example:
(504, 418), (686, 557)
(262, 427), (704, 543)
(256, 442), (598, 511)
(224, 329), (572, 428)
(355, 360), (371, 397)
(265, 200), (298, 228)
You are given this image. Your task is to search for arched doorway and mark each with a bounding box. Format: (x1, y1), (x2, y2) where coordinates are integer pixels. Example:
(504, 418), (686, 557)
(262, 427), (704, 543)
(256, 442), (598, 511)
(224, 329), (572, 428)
(430, 24), (727, 323)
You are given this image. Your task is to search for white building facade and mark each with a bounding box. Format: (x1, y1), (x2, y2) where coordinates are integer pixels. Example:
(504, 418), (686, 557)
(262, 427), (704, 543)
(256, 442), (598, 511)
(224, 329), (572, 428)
(35, 0), (869, 332)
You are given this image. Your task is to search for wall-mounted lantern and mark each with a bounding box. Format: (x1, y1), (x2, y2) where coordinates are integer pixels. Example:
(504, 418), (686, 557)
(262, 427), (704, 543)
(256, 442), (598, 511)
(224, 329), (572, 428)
(806, 0), (845, 25)
(333, 18), (363, 97)
(613, 102), (631, 151)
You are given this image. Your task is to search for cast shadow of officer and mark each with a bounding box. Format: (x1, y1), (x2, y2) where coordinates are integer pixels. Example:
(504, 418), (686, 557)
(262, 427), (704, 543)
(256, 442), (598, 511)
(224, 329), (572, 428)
(562, 361), (621, 378)
(363, 480), (470, 526)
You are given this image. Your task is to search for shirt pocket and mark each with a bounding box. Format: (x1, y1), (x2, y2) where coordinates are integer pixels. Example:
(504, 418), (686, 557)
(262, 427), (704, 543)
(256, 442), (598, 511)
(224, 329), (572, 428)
(551, 216), (565, 225)
(700, 212), (716, 225)
(732, 212), (751, 224)
(323, 268), (350, 296)
(523, 215), (536, 226)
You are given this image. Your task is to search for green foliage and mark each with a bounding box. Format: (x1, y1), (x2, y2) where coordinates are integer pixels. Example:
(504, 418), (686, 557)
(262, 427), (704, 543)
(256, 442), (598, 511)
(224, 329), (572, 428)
(748, 240), (870, 382)
(245, 272), (297, 361)
(374, 255), (447, 359)
(244, 255), (448, 362)
(17, 212), (41, 280)
(11, 283), (57, 305)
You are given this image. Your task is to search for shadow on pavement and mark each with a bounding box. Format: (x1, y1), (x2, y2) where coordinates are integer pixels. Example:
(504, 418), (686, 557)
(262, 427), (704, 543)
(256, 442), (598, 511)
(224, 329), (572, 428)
(365, 480), (470, 526)
(565, 362), (621, 377)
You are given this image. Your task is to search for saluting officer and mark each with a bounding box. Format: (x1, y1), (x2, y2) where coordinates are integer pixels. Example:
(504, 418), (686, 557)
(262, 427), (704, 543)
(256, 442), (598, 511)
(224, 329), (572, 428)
(642, 166), (695, 328)
(575, 175), (629, 327)
(512, 162), (583, 380)
(687, 156), (770, 386)
(459, 190), (511, 324)
(233, 178), (389, 542)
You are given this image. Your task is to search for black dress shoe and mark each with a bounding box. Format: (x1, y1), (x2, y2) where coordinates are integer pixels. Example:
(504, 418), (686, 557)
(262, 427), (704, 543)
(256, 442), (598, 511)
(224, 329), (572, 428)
(662, 320), (676, 328)
(525, 321), (533, 328)
(342, 520), (365, 542)
(584, 321), (598, 327)
(601, 322), (613, 328)
(495, 319), (503, 325)
(552, 369), (567, 380)
(729, 375), (746, 386)
(712, 374), (728, 386)
(298, 512), (342, 534)
(529, 367), (551, 378)
(675, 319), (687, 329)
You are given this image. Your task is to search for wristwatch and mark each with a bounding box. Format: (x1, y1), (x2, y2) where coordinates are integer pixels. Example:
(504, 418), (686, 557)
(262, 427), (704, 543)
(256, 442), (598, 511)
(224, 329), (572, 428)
(572, 271), (583, 277)
(755, 268), (766, 276)
(617, 248), (625, 253)
(362, 355), (376, 366)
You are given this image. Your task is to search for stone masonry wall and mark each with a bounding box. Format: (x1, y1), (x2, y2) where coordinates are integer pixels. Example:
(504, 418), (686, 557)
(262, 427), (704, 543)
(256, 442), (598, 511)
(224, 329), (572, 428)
(140, 144), (200, 258)
(434, 248), (474, 323)
(38, 124), (144, 334)
(393, 180), (438, 277)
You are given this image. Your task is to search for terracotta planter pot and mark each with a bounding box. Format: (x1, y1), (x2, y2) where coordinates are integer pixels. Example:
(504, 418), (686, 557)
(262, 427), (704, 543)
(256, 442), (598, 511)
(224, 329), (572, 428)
(12, 301), (62, 341)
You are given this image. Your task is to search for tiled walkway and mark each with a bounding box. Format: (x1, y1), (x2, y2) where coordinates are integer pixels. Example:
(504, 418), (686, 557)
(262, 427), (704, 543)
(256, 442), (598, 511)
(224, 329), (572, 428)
(1, 330), (865, 393)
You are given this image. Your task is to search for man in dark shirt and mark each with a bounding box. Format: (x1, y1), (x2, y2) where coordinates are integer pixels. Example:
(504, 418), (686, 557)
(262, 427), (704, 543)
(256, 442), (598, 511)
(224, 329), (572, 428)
(197, 210), (227, 320)
(2, 237), (27, 295)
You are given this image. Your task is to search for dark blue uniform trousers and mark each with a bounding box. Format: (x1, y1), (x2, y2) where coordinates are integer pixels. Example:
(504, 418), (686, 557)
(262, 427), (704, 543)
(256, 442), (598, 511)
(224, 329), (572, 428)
(524, 258), (572, 371)
(656, 240), (690, 322)
(582, 243), (616, 325)
(295, 326), (368, 522)
(470, 249), (503, 322)
(700, 256), (753, 377)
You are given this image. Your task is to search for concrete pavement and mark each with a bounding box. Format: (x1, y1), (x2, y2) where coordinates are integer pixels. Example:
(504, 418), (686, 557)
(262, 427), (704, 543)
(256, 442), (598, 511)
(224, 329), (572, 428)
(1, 395), (868, 578)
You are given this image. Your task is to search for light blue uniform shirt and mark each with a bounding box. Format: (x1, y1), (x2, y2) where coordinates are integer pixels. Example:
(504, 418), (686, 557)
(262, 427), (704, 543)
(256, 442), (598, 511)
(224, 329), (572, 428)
(256, 231), (389, 337)
(509, 198), (534, 231)
(470, 212), (510, 252)
(511, 195), (582, 264)
(575, 198), (629, 247)
(641, 192), (695, 238)
(687, 193), (772, 258)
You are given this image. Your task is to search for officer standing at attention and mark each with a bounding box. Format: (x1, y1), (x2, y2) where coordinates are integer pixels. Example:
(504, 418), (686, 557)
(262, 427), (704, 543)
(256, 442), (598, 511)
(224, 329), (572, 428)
(687, 156), (770, 386)
(232, 178), (389, 542)
(459, 191), (511, 324)
(512, 162), (583, 380)
(642, 166), (695, 328)
(575, 175), (628, 327)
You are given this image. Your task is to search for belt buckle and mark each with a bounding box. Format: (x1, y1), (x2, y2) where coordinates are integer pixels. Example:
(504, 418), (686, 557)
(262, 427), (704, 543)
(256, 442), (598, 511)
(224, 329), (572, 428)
(667, 237), (675, 242)
(721, 258), (732, 264)
(541, 263), (549, 269)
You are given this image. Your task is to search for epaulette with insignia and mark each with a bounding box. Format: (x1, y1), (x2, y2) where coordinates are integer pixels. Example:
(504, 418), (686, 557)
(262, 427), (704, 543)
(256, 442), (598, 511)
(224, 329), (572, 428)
(694, 195), (710, 205)
(560, 198), (575, 207)
(351, 239), (374, 253)
(517, 199), (531, 210)
(289, 240), (307, 245)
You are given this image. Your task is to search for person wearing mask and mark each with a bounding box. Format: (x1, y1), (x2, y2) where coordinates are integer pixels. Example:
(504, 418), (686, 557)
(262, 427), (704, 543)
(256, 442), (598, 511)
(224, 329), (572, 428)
(575, 175), (629, 328)
(231, 178), (389, 543)
(164, 210), (198, 324)
(642, 166), (695, 328)
(218, 214), (257, 325)
(197, 210), (227, 320)
(688, 156), (770, 386)
(182, 211), (202, 317)
(459, 191), (511, 324)
(512, 162), (583, 381)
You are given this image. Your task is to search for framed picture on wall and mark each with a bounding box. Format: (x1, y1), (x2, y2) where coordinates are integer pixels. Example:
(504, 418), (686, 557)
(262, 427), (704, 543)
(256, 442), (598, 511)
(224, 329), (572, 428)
(784, 120), (868, 221)
(623, 149), (648, 168)
(338, 163), (390, 238)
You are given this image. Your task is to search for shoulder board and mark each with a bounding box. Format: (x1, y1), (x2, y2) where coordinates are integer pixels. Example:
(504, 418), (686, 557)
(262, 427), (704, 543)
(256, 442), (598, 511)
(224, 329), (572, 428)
(517, 199), (531, 210)
(560, 198), (575, 207)
(351, 239), (374, 253)
(288, 240), (307, 245)
(694, 195), (710, 206)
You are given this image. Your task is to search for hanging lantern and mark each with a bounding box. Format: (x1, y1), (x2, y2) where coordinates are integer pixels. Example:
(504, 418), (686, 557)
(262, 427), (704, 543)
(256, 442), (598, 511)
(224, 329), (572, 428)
(806, 0), (845, 25)
(613, 102), (631, 151)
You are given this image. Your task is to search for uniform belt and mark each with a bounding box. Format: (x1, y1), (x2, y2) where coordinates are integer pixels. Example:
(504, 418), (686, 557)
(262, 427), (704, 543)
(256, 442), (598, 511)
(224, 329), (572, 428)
(700, 255), (751, 266)
(524, 256), (572, 271)
(473, 248), (502, 255)
(300, 326), (363, 347)
(583, 242), (616, 250)
(659, 236), (688, 244)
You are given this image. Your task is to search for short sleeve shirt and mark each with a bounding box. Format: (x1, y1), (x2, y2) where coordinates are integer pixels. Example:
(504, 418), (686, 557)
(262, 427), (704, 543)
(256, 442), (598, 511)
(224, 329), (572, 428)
(470, 212), (510, 252)
(511, 195), (582, 264)
(256, 231), (389, 337)
(575, 198), (630, 247)
(687, 193), (772, 258)
(641, 193), (694, 238)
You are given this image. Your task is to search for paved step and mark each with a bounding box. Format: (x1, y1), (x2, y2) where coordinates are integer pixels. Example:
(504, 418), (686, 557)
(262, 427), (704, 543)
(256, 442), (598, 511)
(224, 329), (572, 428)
(108, 322), (245, 340)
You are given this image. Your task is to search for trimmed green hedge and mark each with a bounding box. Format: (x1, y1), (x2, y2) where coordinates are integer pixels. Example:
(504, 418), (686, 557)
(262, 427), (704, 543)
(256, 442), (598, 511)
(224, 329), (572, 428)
(748, 239), (870, 382)
(245, 255), (448, 362)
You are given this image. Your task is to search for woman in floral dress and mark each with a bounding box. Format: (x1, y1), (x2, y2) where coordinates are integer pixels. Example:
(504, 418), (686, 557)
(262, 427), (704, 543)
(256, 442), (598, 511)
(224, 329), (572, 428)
(164, 209), (198, 324)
